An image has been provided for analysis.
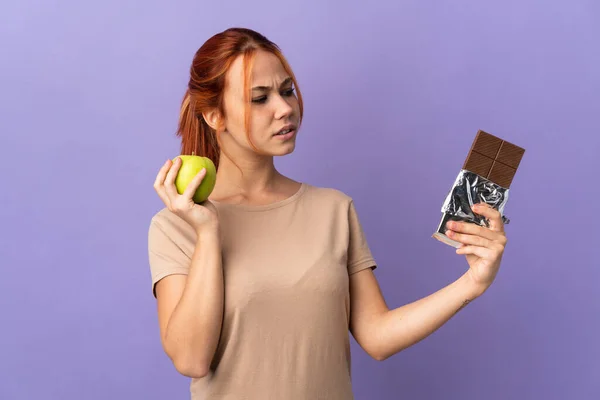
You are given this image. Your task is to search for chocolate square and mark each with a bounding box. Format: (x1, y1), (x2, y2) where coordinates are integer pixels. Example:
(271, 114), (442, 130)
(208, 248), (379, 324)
(463, 150), (494, 177)
(488, 161), (517, 188)
(471, 130), (503, 159)
(496, 141), (525, 169)
(462, 130), (525, 188)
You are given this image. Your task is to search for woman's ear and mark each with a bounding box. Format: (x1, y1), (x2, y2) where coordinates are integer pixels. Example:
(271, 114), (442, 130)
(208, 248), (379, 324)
(202, 109), (222, 131)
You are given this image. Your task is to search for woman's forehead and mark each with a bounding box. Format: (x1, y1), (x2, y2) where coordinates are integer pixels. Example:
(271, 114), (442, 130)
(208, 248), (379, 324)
(227, 50), (288, 89)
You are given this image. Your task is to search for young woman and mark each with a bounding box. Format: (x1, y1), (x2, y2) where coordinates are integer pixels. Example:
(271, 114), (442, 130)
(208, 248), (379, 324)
(149, 27), (508, 400)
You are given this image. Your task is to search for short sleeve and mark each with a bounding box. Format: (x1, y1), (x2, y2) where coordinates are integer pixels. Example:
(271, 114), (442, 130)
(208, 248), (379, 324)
(148, 217), (191, 297)
(347, 200), (377, 275)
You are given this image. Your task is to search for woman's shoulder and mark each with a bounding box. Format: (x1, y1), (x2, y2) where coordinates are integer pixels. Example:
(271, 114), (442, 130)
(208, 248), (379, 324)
(148, 207), (195, 239)
(150, 207), (179, 226)
(303, 182), (354, 205)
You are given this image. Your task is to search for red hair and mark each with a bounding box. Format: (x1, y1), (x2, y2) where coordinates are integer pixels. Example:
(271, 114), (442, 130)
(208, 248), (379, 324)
(176, 28), (304, 171)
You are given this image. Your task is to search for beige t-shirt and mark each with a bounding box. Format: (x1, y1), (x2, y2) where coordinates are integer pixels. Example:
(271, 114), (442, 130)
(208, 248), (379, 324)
(147, 182), (377, 400)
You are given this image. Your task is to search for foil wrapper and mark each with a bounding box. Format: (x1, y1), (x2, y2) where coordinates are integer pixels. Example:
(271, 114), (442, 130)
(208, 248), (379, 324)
(433, 169), (512, 248)
(441, 169), (511, 227)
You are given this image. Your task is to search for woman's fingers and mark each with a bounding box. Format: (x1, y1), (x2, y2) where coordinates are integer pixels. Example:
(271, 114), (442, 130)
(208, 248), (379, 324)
(182, 168), (207, 200)
(153, 160), (171, 189)
(455, 244), (496, 258)
(446, 229), (494, 248)
(472, 203), (505, 233)
(153, 159), (173, 206)
(446, 220), (498, 242)
(164, 157), (181, 200)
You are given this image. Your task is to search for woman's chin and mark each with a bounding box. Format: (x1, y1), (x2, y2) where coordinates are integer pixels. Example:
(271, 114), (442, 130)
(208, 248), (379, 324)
(272, 141), (296, 156)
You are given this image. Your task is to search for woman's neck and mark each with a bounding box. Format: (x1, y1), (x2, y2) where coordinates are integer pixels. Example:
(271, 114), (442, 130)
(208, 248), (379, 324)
(210, 154), (292, 201)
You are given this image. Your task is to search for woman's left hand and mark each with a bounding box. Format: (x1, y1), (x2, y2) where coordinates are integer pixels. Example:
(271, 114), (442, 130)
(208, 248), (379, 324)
(444, 202), (508, 295)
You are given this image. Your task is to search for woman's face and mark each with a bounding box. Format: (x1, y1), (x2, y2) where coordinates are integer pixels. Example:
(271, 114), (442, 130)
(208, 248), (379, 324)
(217, 50), (301, 157)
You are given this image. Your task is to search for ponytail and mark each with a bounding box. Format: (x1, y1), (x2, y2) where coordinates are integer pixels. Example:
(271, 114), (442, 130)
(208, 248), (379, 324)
(176, 90), (221, 169)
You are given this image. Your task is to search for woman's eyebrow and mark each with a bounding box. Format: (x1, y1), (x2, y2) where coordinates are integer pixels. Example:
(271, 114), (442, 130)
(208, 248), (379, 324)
(252, 77), (293, 92)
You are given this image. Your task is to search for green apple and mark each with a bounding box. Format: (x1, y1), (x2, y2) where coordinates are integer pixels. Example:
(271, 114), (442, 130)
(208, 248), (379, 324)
(173, 155), (217, 203)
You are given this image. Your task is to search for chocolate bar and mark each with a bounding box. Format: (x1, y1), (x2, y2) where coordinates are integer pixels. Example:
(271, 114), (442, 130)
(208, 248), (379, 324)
(432, 130), (525, 248)
(463, 130), (525, 188)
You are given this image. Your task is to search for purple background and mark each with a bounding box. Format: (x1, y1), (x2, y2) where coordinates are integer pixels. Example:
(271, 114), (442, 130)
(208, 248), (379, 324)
(1, 0), (598, 399)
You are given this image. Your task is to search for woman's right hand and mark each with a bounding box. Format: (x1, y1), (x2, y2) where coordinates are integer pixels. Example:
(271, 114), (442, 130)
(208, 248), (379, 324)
(153, 157), (219, 234)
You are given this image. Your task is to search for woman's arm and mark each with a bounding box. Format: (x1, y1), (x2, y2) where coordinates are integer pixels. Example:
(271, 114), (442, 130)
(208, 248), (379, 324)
(349, 269), (482, 361)
(350, 203), (507, 361)
(155, 227), (224, 378)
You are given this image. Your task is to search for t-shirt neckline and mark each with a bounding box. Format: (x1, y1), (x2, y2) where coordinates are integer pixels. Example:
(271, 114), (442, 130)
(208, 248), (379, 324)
(210, 182), (308, 212)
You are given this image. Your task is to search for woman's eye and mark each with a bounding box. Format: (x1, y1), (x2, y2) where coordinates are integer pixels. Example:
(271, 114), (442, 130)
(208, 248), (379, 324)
(252, 88), (294, 104)
(252, 96), (268, 104)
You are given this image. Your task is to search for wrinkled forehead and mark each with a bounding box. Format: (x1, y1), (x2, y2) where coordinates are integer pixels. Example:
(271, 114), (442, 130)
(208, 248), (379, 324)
(225, 50), (289, 94)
